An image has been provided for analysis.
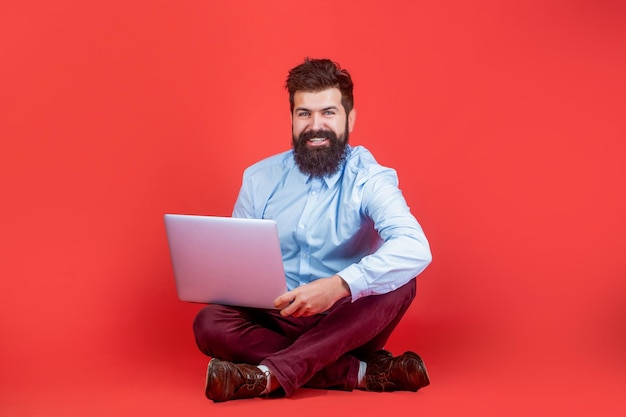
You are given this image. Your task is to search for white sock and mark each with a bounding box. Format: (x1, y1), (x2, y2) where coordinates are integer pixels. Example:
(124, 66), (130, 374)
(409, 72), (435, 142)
(357, 361), (368, 389)
(257, 365), (272, 394)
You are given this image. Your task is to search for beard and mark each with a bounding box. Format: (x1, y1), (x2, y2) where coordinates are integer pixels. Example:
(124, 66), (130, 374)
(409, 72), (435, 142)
(292, 126), (349, 178)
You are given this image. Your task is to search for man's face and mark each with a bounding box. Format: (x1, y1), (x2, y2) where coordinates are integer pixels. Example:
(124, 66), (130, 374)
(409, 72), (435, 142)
(291, 88), (356, 177)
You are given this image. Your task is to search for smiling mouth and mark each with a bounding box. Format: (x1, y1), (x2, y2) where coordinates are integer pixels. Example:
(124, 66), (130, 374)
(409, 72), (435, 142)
(307, 137), (329, 147)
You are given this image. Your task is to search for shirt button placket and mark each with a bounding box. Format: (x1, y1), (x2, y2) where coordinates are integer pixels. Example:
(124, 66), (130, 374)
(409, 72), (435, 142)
(296, 179), (322, 283)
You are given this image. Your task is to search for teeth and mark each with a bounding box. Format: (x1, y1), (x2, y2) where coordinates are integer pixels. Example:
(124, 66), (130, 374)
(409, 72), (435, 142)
(309, 138), (326, 142)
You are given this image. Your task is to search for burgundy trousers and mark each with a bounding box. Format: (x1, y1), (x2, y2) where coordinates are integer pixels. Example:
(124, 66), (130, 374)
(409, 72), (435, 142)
(193, 278), (416, 397)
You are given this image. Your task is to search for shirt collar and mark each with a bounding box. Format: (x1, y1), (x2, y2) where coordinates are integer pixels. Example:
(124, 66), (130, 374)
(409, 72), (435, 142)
(322, 163), (344, 188)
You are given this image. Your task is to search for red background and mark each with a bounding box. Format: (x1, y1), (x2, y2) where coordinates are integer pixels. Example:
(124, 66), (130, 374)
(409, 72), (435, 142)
(1, 1), (625, 416)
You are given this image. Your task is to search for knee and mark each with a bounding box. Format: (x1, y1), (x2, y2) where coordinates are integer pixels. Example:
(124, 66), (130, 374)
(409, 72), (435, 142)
(389, 278), (416, 305)
(406, 278), (417, 301)
(374, 278), (417, 314)
(192, 305), (224, 356)
(193, 305), (214, 333)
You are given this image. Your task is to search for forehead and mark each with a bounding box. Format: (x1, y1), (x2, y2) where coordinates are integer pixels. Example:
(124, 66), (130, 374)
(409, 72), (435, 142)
(293, 88), (343, 110)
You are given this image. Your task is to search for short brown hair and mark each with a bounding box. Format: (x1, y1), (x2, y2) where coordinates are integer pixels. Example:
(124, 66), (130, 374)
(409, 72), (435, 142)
(285, 58), (354, 114)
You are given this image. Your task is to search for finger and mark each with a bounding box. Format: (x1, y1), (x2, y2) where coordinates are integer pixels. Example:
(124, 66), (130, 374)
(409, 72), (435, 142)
(280, 305), (293, 317)
(280, 297), (301, 317)
(273, 291), (294, 308)
(274, 301), (291, 310)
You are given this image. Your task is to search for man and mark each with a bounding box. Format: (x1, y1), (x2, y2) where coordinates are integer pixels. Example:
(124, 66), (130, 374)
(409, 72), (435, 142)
(193, 58), (432, 402)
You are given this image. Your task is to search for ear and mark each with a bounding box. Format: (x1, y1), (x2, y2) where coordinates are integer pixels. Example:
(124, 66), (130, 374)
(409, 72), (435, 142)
(347, 108), (356, 132)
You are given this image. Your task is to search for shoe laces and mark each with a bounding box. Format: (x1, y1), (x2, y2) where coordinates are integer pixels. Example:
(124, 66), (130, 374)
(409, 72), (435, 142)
(244, 370), (270, 393)
(366, 361), (394, 391)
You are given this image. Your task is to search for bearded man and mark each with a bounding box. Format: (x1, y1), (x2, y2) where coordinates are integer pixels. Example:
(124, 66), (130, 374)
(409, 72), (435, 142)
(193, 58), (433, 401)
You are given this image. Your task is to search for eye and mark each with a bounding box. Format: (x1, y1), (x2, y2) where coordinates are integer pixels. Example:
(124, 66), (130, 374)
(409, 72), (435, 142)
(297, 111), (310, 117)
(323, 110), (336, 116)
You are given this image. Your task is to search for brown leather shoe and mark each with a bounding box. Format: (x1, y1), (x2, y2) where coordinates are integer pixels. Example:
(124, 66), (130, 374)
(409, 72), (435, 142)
(205, 358), (268, 402)
(365, 350), (430, 392)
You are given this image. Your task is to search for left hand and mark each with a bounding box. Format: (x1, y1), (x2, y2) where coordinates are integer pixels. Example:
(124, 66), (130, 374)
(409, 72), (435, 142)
(274, 275), (351, 317)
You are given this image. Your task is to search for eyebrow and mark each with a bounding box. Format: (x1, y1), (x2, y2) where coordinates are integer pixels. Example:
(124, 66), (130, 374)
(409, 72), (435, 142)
(294, 105), (340, 113)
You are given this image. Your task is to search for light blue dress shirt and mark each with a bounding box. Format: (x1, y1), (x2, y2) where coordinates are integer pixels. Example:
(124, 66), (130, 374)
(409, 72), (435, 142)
(232, 145), (432, 301)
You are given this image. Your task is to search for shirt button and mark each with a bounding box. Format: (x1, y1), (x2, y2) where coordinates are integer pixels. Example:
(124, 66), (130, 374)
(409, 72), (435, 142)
(311, 191), (317, 196)
(299, 224), (305, 229)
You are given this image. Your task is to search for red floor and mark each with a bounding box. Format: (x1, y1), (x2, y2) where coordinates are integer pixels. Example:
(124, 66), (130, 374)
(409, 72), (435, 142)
(3, 349), (624, 416)
(2, 297), (624, 417)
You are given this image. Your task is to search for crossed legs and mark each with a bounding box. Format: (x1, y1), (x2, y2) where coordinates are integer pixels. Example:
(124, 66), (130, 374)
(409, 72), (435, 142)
(193, 279), (417, 396)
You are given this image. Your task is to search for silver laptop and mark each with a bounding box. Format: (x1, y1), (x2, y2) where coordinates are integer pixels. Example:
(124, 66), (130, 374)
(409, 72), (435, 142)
(164, 214), (287, 309)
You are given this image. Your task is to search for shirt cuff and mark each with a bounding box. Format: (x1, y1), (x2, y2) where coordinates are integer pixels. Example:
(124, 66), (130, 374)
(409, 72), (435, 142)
(337, 264), (371, 302)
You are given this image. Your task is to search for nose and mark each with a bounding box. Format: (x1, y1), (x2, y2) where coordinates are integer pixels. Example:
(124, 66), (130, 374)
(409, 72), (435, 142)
(311, 112), (323, 131)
